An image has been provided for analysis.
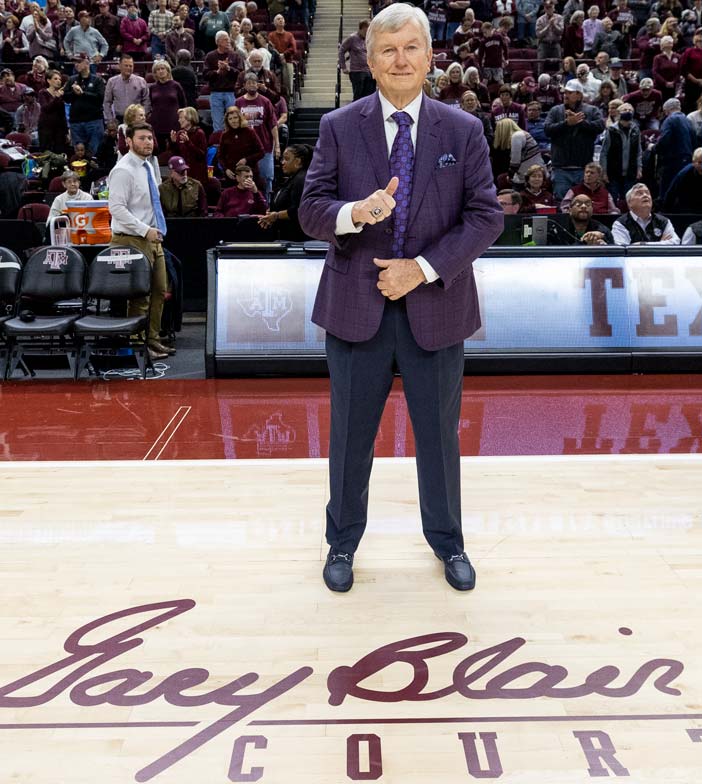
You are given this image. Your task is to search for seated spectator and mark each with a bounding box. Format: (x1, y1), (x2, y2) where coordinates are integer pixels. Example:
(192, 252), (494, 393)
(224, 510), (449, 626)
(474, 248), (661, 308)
(0, 68), (28, 115)
(653, 35), (682, 100)
(663, 146), (702, 212)
(526, 100), (548, 150)
(460, 90), (493, 147)
(214, 162), (267, 217)
(432, 73), (449, 98)
(497, 188), (522, 214)
(608, 58), (629, 96)
(117, 103), (161, 182)
(169, 106), (208, 187)
(612, 182), (680, 244)
(547, 194), (614, 244)
(593, 79), (618, 115)
(257, 143), (311, 240)
(69, 142), (99, 184)
(519, 163), (555, 212)
(561, 161), (619, 213)
(591, 51), (611, 82)
(559, 56), (578, 85)
(494, 117), (543, 185)
(574, 62), (600, 103)
(688, 95), (702, 147)
(49, 170), (93, 219)
(159, 155), (207, 217)
(120, 3), (149, 57)
(492, 84), (527, 129)
(438, 62), (468, 106)
(681, 217), (702, 244)
(218, 104), (265, 184)
(623, 78), (663, 131)
(15, 87), (39, 142)
(454, 42), (479, 73)
(463, 66), (490, 110)
(513, 76), (536, 106)
(534, 73), (561, 115)
(599, 102), (642, 203)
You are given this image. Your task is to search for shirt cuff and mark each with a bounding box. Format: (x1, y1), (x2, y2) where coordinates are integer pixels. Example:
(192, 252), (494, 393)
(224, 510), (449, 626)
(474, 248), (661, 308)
(334, 202), (364, 235)
(415, 255), (439, 284)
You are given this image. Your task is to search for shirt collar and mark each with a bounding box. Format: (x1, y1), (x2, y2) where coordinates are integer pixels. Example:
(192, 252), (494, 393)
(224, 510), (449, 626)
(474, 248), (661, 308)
(378, 90), (423, 126)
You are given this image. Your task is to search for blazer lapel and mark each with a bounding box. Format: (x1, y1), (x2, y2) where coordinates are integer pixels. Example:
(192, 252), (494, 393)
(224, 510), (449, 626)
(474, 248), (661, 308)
(409, 95), (442, 225)
(360, 94), (391, 190)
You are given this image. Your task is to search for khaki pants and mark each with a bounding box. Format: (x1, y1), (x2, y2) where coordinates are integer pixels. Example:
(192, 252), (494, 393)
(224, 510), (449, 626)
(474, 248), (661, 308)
(111, 233), (167, 343)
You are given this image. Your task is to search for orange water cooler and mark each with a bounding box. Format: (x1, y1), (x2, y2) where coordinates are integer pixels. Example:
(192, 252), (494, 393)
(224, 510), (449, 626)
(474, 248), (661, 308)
(65, 200), (112, 245)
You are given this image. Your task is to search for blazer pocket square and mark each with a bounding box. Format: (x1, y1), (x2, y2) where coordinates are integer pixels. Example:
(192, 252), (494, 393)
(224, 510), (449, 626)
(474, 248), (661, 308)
(437, 153), (457, 169)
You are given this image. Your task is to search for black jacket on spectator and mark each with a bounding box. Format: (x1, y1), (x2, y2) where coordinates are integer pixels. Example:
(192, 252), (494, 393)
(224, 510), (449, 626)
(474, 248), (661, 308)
(548, 216), (614, 245)
(600, 123), (641, 181)
(173, 65), (198, 109)
(64, 73), (105, 123)
(544, 101), (605, 168)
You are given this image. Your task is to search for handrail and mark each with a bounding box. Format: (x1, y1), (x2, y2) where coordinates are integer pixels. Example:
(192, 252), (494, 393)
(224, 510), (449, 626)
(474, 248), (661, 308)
(335, 0), (344, 109)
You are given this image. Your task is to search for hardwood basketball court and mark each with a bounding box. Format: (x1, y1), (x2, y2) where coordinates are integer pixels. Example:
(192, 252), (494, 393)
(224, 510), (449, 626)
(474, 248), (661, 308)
(1, 454), (701, 782)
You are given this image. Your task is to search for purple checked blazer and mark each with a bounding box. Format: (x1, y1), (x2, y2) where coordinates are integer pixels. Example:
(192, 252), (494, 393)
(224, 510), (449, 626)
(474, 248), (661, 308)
(298, 92), (504, 351)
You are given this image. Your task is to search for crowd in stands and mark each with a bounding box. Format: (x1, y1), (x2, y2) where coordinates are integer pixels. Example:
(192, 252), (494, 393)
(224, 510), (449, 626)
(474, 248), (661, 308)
(0, 0), (313, 238)
(338, 0), (702, 246)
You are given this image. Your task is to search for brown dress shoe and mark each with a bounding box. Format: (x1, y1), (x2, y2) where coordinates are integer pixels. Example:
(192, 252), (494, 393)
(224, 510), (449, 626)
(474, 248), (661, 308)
(148, 340), (176, 355)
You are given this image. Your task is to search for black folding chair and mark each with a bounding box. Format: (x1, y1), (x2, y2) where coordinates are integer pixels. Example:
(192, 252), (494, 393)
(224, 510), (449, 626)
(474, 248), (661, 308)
(0, 248), (27, 379)
(2, 246), (86, 380)
(72, 245), (153, 379)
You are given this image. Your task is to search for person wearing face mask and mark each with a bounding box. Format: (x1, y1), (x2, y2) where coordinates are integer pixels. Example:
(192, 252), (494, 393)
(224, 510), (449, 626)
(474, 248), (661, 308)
(158, 155), (207, 217)
(599, 102), (643, 203)
(120, 3), (149, 56)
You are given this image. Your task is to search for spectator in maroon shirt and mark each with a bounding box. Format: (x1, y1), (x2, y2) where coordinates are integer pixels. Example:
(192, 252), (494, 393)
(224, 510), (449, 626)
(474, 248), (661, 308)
(476, 21), (508, 84)
(637, 18), (661, 79)
(653, 35), (682, 99)
(438, 62), (469, 106)
(0, 67), (28, 113)
(235, 71), (279, 199)
(492, 84), (527, 129)
(454, 42), (478, 72)
(148, 59), (186, 150)
(623, 77), (663, 131)
(681, 27), (702, 112)
(217, 103), (265, 184)
(534, 73), (562, 114)
(513, 75), (536, 105)
(169, 105), (208, 188)
(214, 163), (267, 217)
(120, 3), (149, 56)
(21, 55), (48, 92)
(452, 8), (480, 52)
(464, 65), (490, 110)
(94, 0), (121, 58)
(563, 10), (585, 58)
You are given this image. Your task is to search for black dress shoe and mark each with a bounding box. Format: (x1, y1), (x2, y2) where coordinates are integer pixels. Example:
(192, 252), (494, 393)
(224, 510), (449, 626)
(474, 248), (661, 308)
(437, 552), (476, 591)
(323, 549), (354, 592)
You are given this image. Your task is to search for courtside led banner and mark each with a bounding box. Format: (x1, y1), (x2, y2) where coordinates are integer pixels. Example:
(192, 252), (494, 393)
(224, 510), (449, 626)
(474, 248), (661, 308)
(214, 252), (702, 355)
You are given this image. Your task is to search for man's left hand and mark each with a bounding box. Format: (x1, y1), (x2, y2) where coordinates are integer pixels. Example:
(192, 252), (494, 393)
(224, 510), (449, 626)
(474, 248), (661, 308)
(374, 258), (426, 300)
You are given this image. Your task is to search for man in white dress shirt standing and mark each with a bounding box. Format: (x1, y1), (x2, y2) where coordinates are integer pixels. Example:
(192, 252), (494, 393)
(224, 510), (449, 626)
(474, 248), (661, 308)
(107, 122), (174, 360)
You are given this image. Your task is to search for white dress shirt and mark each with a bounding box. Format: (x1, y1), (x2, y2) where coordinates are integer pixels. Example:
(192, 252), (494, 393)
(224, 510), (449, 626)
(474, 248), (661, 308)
(108, 151), (160, 238)
(335, 91), (439, 284)
(611, 211), (680, 246)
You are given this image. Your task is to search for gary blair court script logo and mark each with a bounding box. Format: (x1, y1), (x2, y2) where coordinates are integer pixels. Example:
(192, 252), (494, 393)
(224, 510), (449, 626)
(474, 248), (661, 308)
(0, 599), (699, 781)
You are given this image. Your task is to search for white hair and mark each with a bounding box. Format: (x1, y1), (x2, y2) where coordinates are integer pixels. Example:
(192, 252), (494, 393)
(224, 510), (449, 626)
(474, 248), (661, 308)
(663, 97), (681, 113)
(215, 30), (230, 42)
(660, 35), (674, 47)
(693, 147), (702, 161)
(366, 4), (431, 59)
(463, 65), (480, 84)
(625, 183), (650, 204)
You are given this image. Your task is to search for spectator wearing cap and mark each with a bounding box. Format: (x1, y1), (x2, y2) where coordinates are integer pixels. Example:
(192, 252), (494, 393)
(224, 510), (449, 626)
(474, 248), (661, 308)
(0, 68), (28, 115)
(544, 80), (606, 200)
(476, 21), (508, 85)
(534, 73), (561, 114)
(120, 3), (149, 57)
(169, 105), (208, 187)
(681, 27), (702, 113)
(622, 78), (663, 131)
(49, 170), (93, 219)
(15, 87), (39, 141)
(63, 12), (108, 63)
(104, 54), (150, 125)
(563, 10), (585, 59)
(609, 58), (628, 96)
(1, 15), (29, 62)
(64, 55), (106, 157)
(535, 1), (564, 63)
(148, 0), (173, 59)
(38, 68), (68, 153)
(560, 161), (619, 214)
(653, 35), (682, 100)
(547, 194), (614, 244)
(599, 102), (642, 203)
(662, 146), (702, 212)
(513, 76), (536, 106)
(612, 183), (680, 244)
(94, 0), (121, 58)
(657, 97), (697, 196)
(214, 162), (267, 217)
(492, 84), (527, 129)
(158, 155), (207, 217)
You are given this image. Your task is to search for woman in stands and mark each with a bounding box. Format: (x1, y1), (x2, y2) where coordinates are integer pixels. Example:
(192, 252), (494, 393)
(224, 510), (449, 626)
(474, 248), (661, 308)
(1, 15), (29, 62)
(149, 59), (186, 151)
(23, 55), (49, 92)
(558, 56), (578, 85)
(217, 104), (265, 185)
(169, 106), (208, 187)
(519, 163), (555, 212)
(258, 143), (312, 240)
(463, 66), (490, 110)
(563, 10), (585, 59)
(117, 103), (161, 181)
(437, 62), (468, 106)
(37, 69), (68, 153)
(493, 117), (543, 185)
(653, 35), (683, 100)
(594, 79), (618, 115)
(431, 72), (449, 98)
(26, 10), (57, 60)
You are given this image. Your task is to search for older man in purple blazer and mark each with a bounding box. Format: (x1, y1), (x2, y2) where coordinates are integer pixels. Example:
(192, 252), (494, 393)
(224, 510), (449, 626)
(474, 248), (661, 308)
(299, 4), (503, 594)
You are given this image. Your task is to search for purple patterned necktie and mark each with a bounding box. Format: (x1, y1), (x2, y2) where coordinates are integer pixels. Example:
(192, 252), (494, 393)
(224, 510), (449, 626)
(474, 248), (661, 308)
(389, 110), (414, 259)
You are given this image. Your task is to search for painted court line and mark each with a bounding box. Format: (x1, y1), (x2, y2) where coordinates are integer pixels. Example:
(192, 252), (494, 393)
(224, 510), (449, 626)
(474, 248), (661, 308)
(143, 406), (192, 461)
